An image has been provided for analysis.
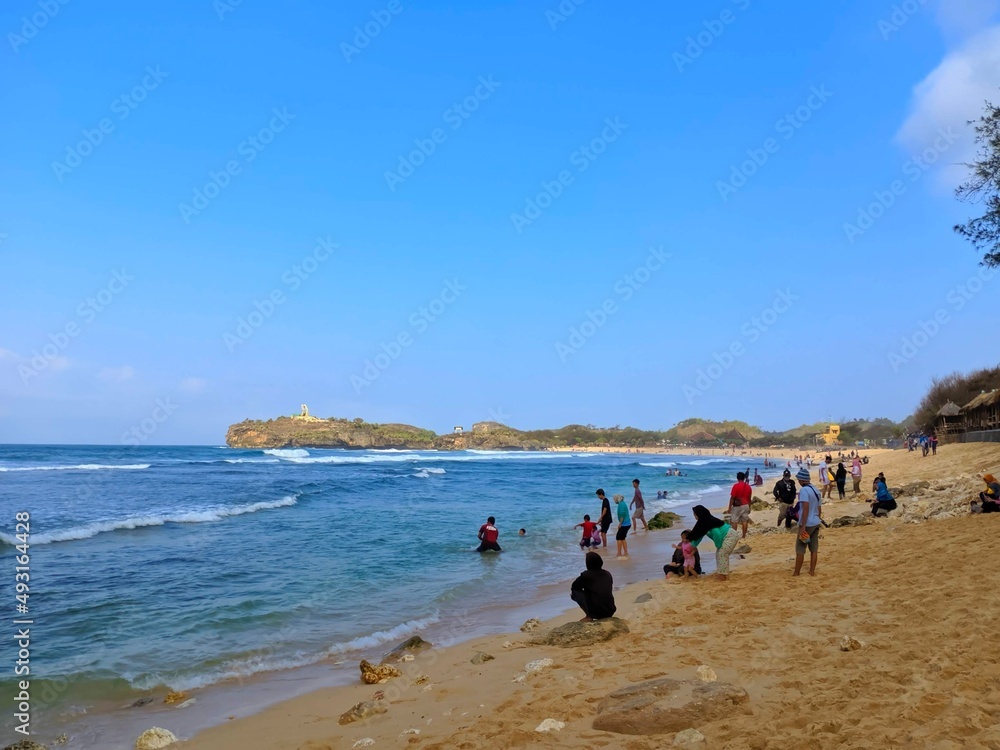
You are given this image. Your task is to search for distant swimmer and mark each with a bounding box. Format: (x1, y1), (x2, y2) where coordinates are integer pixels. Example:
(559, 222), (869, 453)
(477, 516), (502, 552)
(518, 528), (526, 536)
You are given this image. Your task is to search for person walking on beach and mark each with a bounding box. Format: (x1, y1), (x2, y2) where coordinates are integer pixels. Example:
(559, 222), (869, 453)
(772, 469), (798, 528)
(818, 455), (832, 499)
(851, 457), (863, 494)
(596, 489), (612, 548)
(570, 552), (616, 621)
(688, 505), (740, 581)
(727, 471), (752, 539)
(793, 468), (822, 576)
(930, 433), (939, 455)
(835, 462), (847, 500)
(614, 494), (631, 557)
(477, 516), (502, 553)
(630, 479), (648, 531)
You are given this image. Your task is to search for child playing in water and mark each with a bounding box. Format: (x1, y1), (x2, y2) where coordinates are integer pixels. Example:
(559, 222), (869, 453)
(575, 514), (598, 549)
(672, 531), (697, 578)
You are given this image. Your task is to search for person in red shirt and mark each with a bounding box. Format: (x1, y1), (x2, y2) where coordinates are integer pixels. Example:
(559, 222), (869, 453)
(477, 516), (502, 552)
(727, 472), (753, 539)
(574, 514), (598, 549)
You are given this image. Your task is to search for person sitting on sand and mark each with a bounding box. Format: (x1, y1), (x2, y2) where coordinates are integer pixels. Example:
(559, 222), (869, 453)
(575, 514), (598, 549)
(871, 477), (897, 517)
(974, 474), (1000, 513)
(570, 551), (616, 621)
(664, 538), (703, 578)
(688, 505), (740, 581)
(671, 531), (698, 578)
(477, 516), (502, 552)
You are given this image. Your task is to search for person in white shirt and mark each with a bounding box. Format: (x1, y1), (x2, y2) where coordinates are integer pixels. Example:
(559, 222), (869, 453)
(818, 455), (832, 499)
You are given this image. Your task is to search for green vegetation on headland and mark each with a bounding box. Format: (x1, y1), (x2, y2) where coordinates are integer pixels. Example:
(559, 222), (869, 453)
(224, 414), (908, 450)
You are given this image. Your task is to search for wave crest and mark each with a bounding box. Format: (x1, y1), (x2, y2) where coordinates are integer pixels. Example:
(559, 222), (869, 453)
(0, 495), (299, 546)
(0, 463), (150, 473)
(263, 449), (310, 458)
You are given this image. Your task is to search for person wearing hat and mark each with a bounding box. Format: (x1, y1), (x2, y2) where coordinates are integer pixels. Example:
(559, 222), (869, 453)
(772, 468), (798, 529)
(794, 467), (823, 577)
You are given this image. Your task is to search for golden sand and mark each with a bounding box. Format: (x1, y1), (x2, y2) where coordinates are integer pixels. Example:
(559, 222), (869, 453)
(177, 442), (1000, 750)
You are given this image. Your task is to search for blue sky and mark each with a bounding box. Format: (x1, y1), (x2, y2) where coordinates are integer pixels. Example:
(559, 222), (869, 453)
(2, 0), (999, 444)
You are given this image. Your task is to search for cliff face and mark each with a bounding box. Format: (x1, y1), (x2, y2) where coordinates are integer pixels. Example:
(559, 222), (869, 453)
(224, 417), (545, 450)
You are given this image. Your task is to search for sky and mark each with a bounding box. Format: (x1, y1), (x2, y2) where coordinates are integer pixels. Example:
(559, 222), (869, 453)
(1, 0), (999, 445)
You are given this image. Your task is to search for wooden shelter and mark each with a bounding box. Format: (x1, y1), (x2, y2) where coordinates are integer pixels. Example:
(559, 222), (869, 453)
(722, 428), (748, 445)
(962, 390), (1000, 433)
(935, 401), (965, 443)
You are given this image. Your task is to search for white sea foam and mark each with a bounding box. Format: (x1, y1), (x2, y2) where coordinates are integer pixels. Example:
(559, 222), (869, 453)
(679, 458), (735, 466)
(282, 451), (581, 466)
(327, 615), (441, 656)
(0, 495), (299, 546)
(639, 461), (676, 468)
(263, 449), (310, 458)
(0, 463), (151, 472)
(696, 484), (725, 494)
(223, 458), (281, 464)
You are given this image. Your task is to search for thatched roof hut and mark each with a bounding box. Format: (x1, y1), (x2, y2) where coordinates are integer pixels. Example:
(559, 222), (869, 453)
(722, 428), (748, 444)
(935, 401), (965, 443)
(687, 430), (720, 446)
(963, 390), (1000, 433)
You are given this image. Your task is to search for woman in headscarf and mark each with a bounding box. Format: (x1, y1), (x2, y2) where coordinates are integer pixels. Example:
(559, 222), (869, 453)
(977, 474), (1000, 513)
(834, 462), (847, 500)
(687, 505), (740, 581)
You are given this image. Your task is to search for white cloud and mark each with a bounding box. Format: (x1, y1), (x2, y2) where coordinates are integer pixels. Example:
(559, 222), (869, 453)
(896, 24), (1000, 190)
(99, 365), (135, 382)
(936, 0), (1000, 41)
(178, 376), (208, 394)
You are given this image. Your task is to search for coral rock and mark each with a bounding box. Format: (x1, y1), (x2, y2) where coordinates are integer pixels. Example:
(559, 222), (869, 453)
(4, 742), (49, 750)
(520, 618), (542, 632)
(384, 636), (431, 662)
(840, 636), (865, 652)
(339, 700), (388, 725)
(673, 728), (706, 747)
(696, 665), (717, 682)
(163, 692), (187, 705)
(359, 659), (401, 685)
(134, 728), (178, 750)
(535, 719), (566, 732)
(353, 740), (375, 748)
(471, 651), (495, 664)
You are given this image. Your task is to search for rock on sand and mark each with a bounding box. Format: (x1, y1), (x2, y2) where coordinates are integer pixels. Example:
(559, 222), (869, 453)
(593, 678), (749, 735)
(4, 742), (49, 750)
(134, 728), (178, 750)
(359, 659), (402, 684)
(531, 618), (629, 648)
(339, 700), (389, 725)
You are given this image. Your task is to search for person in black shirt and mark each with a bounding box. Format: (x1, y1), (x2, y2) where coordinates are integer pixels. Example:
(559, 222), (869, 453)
(596, 489), (612, 549)
(772, 469), (798, 528)
(570, 552), (616, 621)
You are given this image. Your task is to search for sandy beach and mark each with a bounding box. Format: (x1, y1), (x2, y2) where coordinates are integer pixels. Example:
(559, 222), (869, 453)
(157, 442), (1000, 750)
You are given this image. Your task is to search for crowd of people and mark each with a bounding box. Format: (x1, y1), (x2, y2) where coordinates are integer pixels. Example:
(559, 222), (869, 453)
(475, 447), (998, 623)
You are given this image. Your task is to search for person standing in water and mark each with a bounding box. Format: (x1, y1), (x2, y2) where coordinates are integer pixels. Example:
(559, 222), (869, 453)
(614, 493), (631, 558)
(596, 489), (612, 549)
(630, 479), (648, 531)
(476, 516), (502, 552)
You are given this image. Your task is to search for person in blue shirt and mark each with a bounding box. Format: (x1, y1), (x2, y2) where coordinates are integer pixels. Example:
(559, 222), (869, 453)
(613, 493), (631, 558)
(794, 467), (823, 577)
(871, 477), (897, 517)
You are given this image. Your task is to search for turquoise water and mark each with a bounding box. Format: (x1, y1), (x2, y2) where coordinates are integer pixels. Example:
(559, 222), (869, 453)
(0, 445), (770, 741)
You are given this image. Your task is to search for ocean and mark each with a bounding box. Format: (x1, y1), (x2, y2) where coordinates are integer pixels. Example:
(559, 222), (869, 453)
(0, 445), (776, 747)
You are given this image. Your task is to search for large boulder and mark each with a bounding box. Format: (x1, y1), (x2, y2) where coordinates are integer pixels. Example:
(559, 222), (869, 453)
(648, 512), (682, 530)
(134, 728), (178, 750)
(593, 677), (749, 735)
(359, 659), (401, 684)
(383, 635), (431, 662)
(531, 618), (629, 648)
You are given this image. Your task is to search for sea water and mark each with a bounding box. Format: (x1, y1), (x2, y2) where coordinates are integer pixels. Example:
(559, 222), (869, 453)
(0, 445), (773, 743)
